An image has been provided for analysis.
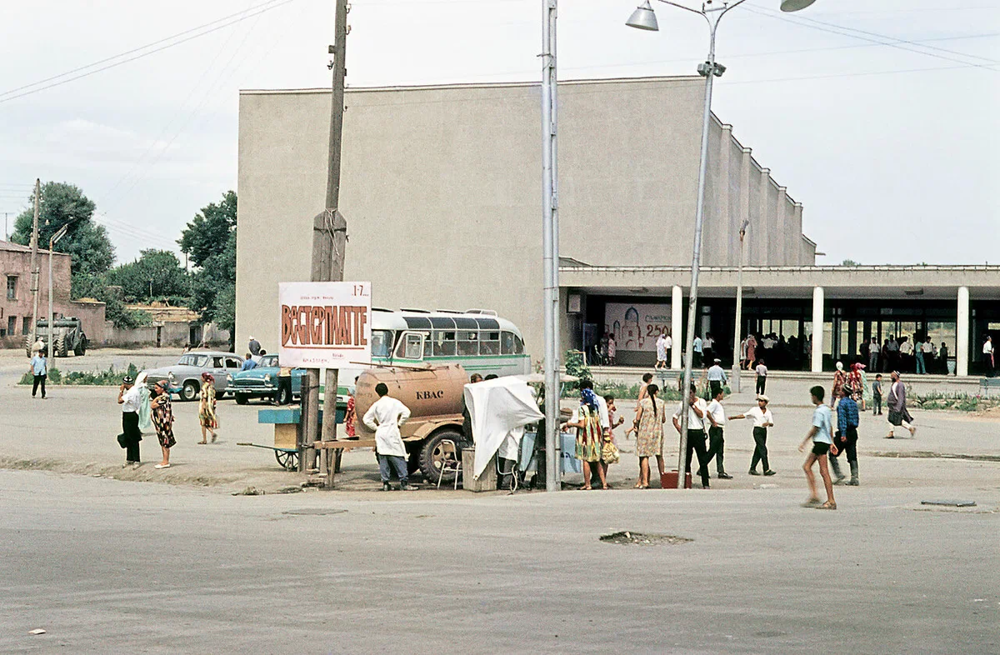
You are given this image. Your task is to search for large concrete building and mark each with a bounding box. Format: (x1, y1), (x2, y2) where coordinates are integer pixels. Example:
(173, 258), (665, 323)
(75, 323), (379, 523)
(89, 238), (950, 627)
(237, 76), (999, 376)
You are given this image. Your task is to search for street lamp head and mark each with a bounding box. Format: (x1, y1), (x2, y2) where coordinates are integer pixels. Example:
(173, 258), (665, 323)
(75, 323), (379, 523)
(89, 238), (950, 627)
(626, 1), (659, 31)
(780, 0), (817, 11)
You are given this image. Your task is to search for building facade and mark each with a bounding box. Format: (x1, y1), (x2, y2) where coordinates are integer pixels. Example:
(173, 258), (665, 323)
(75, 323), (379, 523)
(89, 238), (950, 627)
(236, 77), (998, 376)
(0, 241), (106, 348)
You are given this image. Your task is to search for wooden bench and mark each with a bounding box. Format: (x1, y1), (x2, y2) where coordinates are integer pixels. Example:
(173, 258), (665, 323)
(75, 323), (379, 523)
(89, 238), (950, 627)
(980, 378), (1000, 397)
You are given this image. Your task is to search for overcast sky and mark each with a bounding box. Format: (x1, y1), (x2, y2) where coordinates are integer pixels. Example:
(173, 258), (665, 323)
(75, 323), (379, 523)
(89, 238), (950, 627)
(1, 0), (997, 265)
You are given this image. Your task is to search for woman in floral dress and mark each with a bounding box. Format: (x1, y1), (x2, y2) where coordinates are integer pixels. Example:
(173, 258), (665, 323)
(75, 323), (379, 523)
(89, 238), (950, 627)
(633, 383), (665, 489)
(562, 384), (606, 490)
(150, 381), (176, 469)
(198, 372), (219, 444)
(831, 362), (848, 408)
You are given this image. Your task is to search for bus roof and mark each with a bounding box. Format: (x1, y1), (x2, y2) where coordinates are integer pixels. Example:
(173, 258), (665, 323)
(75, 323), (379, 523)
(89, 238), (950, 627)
(371, 309), (523, 338)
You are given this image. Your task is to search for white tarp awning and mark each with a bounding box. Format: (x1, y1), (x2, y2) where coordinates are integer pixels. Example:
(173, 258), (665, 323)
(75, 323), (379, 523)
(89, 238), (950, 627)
(465, 376), (544, 479)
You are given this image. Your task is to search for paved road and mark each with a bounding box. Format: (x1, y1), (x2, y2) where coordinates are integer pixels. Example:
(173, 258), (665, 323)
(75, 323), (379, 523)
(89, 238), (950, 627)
(1, 469), (997, 654)
(0, 373), (997, 493)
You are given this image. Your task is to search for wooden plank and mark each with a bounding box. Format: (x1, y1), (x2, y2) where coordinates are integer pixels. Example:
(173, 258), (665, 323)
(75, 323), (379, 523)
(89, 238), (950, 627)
(313, 439), (377, 450)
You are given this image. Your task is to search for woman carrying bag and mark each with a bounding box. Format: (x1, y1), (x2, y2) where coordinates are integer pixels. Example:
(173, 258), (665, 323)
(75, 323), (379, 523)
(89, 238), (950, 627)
(198, 372), (219, 444)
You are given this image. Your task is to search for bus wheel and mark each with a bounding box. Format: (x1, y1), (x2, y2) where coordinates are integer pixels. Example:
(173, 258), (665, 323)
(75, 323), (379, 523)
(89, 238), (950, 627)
(418, 430), (463, 485)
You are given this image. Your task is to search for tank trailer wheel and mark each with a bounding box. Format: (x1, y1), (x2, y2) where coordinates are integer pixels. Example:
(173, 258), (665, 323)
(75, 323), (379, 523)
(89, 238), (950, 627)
(418, 430), (464, 485)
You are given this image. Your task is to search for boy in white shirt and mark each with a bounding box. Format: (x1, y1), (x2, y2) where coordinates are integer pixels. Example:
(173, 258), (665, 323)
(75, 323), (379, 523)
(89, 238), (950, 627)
(672, 384), (711, 489)
(731, 395), (775, 476)
(704, 388), (732, 479)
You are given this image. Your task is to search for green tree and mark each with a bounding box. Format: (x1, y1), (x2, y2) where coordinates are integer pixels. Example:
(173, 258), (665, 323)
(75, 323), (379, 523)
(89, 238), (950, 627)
(104, 249), (191, 303)
(178, 190), (237, 267)
(72, 273), (152, 330)
(180, 191), (237, 334)
(841, 259), (861, 267)
(11, 182), (115, 280)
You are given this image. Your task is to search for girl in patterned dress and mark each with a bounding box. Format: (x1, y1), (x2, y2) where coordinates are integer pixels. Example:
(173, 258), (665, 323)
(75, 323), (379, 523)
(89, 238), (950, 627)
(198, 372), (219, 444)
(150, 381), (176, 469)
(562, 385), (606, 490)
(633, 384), (666, 489)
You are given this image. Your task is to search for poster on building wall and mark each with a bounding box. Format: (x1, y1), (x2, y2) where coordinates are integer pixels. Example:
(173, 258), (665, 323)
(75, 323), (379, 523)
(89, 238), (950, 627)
(279, 281), (372, 368)
(604, 302), (672, 352)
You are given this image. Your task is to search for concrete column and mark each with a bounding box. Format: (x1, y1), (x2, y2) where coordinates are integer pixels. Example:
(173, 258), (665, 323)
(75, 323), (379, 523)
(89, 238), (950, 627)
(719, 124), (733, 264)
(811, 286), (824, 373)
(775, 186), (787, 265)
(792, 203), (804, 264)
(758, 168), (771, 265)
(957, 286), (969, 377)
(739, 148), (752, 264)
(671, 285), (683, 370)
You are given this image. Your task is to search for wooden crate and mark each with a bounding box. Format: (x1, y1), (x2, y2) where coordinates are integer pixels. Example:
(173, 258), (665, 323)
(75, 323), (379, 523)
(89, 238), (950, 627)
(462, 449), (496, 492)
(274, 423), (299, 450)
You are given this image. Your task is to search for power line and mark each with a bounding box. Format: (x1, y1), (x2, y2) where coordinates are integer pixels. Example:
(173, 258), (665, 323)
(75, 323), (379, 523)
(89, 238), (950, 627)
(98, 0), (264, 206)
(744, 4), (999, 72)
(0, 0), (301, 105)
(0, 0), (288, 100)
(98, 0), (303, 217)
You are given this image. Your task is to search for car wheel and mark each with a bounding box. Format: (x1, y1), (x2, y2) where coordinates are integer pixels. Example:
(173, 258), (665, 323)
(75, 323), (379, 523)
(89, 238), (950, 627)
(235, 394), (248, 406)
(181, 381), (199, 402)
(277, 386), (291, 406)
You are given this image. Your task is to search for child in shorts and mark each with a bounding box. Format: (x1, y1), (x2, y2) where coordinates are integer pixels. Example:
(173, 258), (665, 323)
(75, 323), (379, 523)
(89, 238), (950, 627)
(799, 385), (837, 510)
(872, 374), (883, 416)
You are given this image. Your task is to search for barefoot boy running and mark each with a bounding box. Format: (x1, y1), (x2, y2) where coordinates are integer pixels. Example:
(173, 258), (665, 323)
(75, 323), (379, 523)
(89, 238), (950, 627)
(799, 385), (837, 510)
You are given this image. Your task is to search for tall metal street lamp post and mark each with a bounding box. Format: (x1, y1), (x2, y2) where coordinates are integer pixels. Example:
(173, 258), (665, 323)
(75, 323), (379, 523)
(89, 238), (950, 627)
(626, 0), (817, 488)
(732, 217), (749, 393)
(47, 221), (73, 362)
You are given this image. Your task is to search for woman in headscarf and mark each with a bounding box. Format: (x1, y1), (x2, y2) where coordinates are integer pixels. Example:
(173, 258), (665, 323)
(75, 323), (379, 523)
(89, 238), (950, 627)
(561, 381), (606, 490)
(117, 376), (143, 468)
(198, 372), (219, 444)
(135, 372), (153, 432)
(150, 381), (176, 468)
(632, 383), (666, 489)
(849, 363), (865, 408)
(831, 361), (847, 408)
(857, 363), (873, 411)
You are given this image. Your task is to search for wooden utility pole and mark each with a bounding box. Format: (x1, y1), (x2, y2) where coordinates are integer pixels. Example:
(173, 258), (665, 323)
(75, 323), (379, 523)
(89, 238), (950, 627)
(29, 179), (40, 351)
(301, 0), (350, 474)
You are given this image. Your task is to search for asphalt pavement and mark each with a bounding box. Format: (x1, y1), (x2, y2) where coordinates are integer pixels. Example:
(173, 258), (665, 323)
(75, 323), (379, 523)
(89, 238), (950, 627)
(1, 469), (997, 654)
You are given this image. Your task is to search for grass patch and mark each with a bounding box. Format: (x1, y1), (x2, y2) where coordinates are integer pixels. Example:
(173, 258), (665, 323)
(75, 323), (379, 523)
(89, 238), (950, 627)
(912, 391), (1000, 412)
(18, 363), (141, 386)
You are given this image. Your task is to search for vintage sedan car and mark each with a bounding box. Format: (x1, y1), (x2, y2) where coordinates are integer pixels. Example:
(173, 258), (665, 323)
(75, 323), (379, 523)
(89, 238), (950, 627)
(228, 354), (306, 405)
(143, 351), (243, 401)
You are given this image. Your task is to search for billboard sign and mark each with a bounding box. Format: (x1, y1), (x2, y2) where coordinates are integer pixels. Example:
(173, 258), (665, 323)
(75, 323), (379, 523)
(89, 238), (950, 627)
(604, 302), (671, 352)
(279, 281), (372, 369)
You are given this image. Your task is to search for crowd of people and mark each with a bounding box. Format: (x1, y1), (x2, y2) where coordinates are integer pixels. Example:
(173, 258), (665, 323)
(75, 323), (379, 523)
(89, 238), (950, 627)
(557, 356), (922, 510)
(115, 370), (221, 469)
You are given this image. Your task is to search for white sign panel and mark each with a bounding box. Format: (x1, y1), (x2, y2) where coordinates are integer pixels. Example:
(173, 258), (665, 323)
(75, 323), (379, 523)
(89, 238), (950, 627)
(604, 302), (671, 352)
(279, 281), (372, 369)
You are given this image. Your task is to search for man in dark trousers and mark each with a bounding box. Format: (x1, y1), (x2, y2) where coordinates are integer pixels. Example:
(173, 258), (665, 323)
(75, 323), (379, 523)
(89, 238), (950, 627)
(830, 386), (860, 485)
(672, 384), (711, 489)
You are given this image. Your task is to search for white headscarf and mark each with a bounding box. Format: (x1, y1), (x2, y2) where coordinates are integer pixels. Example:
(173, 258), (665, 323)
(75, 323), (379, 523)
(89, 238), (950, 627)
(836, 361), (844, 371)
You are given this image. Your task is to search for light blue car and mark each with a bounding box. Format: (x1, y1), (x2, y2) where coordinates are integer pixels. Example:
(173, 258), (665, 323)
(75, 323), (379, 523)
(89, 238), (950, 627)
(228, 354), (306, 405)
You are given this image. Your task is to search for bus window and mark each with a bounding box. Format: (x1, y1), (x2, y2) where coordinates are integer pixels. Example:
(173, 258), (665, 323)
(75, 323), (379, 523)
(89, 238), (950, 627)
(514, 335), (525, 354)
(480, 331), (500, 355)
(395, 332), (426, 360)
(457, 330), (478, 356)
(433, 331), (456, 356)
(371, 330), (393, 358)
(501, 331), (515, 355)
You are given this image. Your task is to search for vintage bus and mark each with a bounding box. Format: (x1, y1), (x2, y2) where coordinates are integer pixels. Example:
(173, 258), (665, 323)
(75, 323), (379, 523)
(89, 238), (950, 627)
(365, 308), (530, 377)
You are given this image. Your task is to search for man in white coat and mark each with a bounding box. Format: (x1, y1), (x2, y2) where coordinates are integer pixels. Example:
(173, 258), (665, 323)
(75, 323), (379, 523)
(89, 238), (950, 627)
(363, 382), (414, 491)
